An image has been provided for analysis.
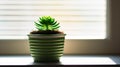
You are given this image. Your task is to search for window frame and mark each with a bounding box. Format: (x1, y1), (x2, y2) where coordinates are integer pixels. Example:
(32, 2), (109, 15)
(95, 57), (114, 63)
(0, 0), (120, 55)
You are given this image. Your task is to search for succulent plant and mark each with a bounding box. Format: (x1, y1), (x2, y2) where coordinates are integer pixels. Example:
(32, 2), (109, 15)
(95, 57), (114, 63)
(34, 16), (60, 31)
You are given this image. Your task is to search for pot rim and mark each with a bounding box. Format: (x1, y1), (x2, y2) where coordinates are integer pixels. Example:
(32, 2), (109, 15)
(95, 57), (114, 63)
(28, 33), (66, 36)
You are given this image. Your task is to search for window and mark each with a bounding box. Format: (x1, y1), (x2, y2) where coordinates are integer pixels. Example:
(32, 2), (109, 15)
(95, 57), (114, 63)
(0, 0), (106, 39)
(0, 0), (120, 55)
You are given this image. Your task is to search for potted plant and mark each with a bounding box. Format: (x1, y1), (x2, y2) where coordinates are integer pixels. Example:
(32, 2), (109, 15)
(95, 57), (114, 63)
(28, 16), (66, 62)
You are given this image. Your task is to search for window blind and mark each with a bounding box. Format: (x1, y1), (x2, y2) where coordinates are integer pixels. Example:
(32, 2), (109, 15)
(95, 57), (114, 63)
(0, 0), (106, 39)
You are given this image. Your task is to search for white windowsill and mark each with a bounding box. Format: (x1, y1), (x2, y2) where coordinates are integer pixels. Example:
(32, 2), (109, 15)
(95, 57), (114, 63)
(0, 55), (120, 66)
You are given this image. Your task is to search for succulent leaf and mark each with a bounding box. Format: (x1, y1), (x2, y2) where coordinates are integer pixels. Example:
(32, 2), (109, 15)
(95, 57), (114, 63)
(34, 22), (41, 26)
(53, 23), (59, 27)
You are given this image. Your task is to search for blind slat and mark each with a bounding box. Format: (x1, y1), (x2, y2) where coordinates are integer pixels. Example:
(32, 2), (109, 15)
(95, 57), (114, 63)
(0, 0), (105, 4)
(0, 0), (106, 39)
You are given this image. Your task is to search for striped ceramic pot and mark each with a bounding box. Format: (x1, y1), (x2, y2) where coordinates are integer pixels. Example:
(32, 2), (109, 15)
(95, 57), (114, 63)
(28, 34), (66, 62)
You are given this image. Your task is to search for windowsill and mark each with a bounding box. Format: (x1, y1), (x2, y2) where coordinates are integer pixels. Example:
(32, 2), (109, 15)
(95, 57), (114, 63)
(0, 55), (120, 66)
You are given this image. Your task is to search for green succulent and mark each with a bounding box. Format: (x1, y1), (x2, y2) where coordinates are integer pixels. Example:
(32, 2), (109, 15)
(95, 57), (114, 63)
(34, 16), (60, 31)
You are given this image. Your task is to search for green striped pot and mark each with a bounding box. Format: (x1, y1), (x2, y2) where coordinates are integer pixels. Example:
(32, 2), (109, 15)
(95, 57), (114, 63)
(28, 34), (66, 62)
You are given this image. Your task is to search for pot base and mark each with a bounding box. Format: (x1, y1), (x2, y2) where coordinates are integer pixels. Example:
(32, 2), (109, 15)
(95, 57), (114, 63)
(33, 57), (60, 63)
